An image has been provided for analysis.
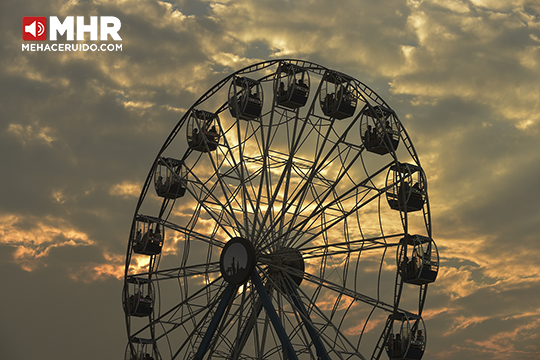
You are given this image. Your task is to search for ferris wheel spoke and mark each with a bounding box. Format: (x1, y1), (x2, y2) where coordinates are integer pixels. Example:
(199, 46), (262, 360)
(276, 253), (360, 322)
(248, 108), (291, 245)
(273, 111), (363, 238)
(234, 118), (259, 235)
(279, 276), (333, 359)
(219, 116), (273, 239)
(258, 141), (372, 252)
(250, 268), (300, 360)
(253, 82), (326, 249)
(275, 114), (304, 242)
(277, 118), (339, 240)
(183, 170), (246, 238)
(299, 243), (399, 260)
(163, 221), (226, 249)
(130, 262), (220, 281)
(165, 286), (233, 359)
(192, 282), (237, 360)
(190, 119), (261, 236)
(261, 270), (351, 360)
(259, 177), (391, 255)
(287, 168), (394, 251)
(299, 233), (404, 255)
(271, 262), (395, 315)
(130, 276), (224, 340)
(301, 269), (418, 320)
(290, 277), (368, 360)
(229, 290), (263, 359)
(284, 159), (389, 246)
(172, 282), (253, 360)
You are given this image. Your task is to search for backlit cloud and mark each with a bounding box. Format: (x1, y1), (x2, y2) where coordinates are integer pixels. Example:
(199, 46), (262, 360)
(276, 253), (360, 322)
(0, 213), (93, 271)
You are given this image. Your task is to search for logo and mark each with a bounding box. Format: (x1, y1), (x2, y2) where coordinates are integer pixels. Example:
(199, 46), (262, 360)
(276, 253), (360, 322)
(23, 17), (47, 41)
(21, 16), (123, 52)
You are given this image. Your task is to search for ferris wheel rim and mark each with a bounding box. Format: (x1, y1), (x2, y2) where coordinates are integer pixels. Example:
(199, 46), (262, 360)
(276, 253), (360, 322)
(123, 59), (434, 360)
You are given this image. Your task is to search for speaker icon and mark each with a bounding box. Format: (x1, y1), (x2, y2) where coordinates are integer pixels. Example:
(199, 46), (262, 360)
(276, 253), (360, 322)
(25, 21), (45, 37)
(22, 17), (47, 41)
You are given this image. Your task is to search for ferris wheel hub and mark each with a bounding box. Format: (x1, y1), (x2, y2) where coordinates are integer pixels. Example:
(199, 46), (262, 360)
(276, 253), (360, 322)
(219, 237), (256, 285)
(261, 247), (305, 287)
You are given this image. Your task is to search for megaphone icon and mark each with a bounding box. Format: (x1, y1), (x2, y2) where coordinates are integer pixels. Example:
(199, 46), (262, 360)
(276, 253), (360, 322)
(25, 20), (45, 37)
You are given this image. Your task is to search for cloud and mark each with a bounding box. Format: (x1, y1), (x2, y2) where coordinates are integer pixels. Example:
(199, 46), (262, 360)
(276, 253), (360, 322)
(7, 122), (57, 146)
(0, 213), (93, 271)
(109, 181), (142, 198)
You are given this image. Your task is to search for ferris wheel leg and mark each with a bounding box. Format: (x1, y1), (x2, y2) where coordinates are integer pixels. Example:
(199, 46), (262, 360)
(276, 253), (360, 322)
(193, 283), (237, 360)
(251, 270), (299, 360)
(231, 298), (264, 359)
(284, 279), (331, 360)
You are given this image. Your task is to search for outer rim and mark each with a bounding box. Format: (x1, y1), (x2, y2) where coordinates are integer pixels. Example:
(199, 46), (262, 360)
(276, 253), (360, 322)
(123, 59), (433, 360)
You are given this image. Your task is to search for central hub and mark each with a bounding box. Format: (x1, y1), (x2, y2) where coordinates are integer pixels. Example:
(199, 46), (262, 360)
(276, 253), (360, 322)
(220, 237), (256, 285)
(274, 247), (305, 286)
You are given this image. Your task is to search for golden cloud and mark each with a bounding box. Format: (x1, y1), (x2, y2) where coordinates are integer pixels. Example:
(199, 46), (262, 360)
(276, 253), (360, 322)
(109, 181), (142, 198)
(0, 213), (93, 271)
(7, 123), (57, 146)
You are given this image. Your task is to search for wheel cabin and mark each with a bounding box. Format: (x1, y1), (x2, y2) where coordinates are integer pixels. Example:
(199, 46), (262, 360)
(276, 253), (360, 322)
(228, 76), (263, 120)
(385, 313), (426, 360)
(319, 71), (358, 119)
(132, 216), (164, 256)
(123, 277), (154, 317)
(187, 109), (220, 152)
(387, 163), (426, 212)
(274, 62), (310, 109)
(154, 157), (187, 199)
(125, 338), (157, 360)
(398, 235), (439, 285)
(361, 105), (400, 155)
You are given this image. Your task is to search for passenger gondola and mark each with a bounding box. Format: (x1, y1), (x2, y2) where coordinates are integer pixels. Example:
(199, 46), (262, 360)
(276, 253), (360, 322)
(132, 216), (164, 256)
(398, 235), (439, 285)
(125, 338), (157, 360)
(228, 76), (263, 120)
(274, 62), (310, 109)
(385, 313), (426, 360)
(319, 71), (358, 119)
(154, 157), (187, 199)
(387, 163), (426, 212)
(361, 104), (400, 155)
(187, 109), (220, 152)
(123, 277), (154, 317)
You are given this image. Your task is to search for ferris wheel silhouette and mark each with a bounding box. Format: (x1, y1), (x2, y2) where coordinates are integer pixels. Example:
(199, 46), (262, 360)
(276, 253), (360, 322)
(123, 59), (438, 360)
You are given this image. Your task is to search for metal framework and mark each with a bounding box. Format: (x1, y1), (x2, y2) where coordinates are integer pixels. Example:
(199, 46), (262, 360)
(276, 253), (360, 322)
(123, 60), (436, 360)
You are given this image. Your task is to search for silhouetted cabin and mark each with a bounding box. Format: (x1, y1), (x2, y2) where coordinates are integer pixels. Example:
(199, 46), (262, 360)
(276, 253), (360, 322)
(154, 157), (187, 199)
(319, 71), (358, 119)
(275, 62), (310, 109)
(187, 109), (220, 152)
(361, 104), (400, 155)
(228, 76), (263, 120)
(385, 313), (426, 360)
(133, 216), (164, 256)
(125, 337), (156, 360)
(398, 235), (439, 285)
(123, 276), (154, 317)
(387, 163), (426, 212)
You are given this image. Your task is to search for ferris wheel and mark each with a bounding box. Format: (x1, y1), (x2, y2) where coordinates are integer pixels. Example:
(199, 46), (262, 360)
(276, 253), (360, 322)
(122, 60), (439, 360)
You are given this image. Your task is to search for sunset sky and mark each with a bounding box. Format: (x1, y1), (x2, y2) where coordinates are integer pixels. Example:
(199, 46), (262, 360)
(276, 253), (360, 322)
(1, 0), (540, 359)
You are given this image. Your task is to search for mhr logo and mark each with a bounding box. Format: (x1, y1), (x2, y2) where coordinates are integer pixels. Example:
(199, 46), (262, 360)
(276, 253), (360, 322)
(22, 16), (122, 41)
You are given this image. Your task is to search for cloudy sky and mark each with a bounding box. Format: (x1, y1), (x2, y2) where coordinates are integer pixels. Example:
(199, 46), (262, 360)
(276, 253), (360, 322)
(1, 0), (540, 359)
